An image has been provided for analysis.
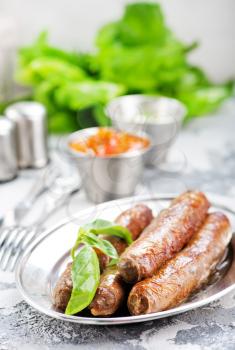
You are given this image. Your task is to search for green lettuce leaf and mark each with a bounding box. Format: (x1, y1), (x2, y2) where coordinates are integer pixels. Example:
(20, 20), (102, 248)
(54, 81), (126, 110)
(14, 3), (234, 133)
(178, 84), (233, 118)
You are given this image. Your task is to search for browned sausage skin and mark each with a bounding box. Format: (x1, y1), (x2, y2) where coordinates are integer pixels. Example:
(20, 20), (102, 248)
(118, 191), (210, 283)
(114, 203), (154, 241)
(53, 204), (153, 311)
(89, 267), (125, 316)
(53, 263), (72, 311)
(128, 212), (232, 315)
(96, 203), (154, 270)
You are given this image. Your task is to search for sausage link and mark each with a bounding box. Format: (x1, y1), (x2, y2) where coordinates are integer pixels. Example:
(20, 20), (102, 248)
(53, 204), (153, 311)
(90, 266), (125, 316)
(53, 236), (126, 312)
(115, 203), (154, 241)
(89, 204), (154, 316)
(128, 212), (231, 315)
(96, 203), (154, 270)
(53, 263), (72, 312)
(118, 191), (210, 283)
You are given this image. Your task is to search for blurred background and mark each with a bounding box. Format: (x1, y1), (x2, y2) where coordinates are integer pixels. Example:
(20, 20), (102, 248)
(1, 0), (235, 81)
(1, 0), (235, 135)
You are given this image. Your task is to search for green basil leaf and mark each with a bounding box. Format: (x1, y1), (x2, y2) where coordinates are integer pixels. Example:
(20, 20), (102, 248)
(84, 219), (133, 245)
(93, 225), (133, 244)
(83, 219), (112, 231)
(84, 232), (119, 261)
(71, 227), (87, 259)
(65, 245), (100, 315)
(108, 258), (119, 267)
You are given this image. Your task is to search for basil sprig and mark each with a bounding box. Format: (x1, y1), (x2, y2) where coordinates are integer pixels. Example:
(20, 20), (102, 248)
(65, 245), (100, 315)
(83, 219), (133, 244)
(65, 219), (133, 315)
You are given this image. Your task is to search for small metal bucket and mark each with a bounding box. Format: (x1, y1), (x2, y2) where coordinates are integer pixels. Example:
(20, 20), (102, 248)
(106, 95), (186, 167)
(65, 127), (151, 203)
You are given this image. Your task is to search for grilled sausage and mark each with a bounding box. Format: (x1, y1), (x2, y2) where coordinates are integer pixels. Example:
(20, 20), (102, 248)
(114, 203), (154, 241)
(118, 191), (210, 283)
(89, 204), (154, 316)
(96, 203), (154, 270)
(128, 212), (232, 315)
(53, 204), (153, 311)
(89, 266), (125, 316)
(53, 263), (72, 311)
(53, 238), (125, 312)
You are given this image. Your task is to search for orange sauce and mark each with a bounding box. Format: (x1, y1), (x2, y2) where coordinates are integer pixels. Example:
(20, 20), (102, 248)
(69, 128), (149, 157)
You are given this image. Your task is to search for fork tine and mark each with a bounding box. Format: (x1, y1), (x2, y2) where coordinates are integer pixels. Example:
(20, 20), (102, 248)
(7, 226), (42, 272)
(8, 250), (22, 272)
(0, 227), (28, 271)
(0, 227), (18, 264)
(0, 227), (14, 250)
(6, 227), (35, 272)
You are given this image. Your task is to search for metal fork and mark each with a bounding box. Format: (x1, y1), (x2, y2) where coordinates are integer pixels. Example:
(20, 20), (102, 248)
(0, 174), (80, 272)
(0, 225), (43, 272)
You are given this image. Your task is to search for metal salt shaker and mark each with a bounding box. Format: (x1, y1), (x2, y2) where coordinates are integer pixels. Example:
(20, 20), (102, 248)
(5, 102), (48, 168)
(0, 117), (18, 182)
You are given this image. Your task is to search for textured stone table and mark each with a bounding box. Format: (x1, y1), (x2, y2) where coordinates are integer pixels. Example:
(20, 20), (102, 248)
(0, 100), (235, 350)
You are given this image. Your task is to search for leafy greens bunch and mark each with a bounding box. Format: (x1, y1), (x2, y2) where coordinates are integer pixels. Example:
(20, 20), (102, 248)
(16, 2), (234, 133)
(65, 219), (132, 315)
(16, 32), (125, 132)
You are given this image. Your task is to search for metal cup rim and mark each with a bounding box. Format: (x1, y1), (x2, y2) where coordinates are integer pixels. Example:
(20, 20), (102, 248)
(105, 94), (187, 128)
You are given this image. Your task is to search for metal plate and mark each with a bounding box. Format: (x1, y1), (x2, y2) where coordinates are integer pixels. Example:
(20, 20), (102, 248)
(15, 193), (235, 325)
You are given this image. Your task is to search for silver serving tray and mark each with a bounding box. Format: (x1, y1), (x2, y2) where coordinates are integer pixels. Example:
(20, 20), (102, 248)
(15, 193), (235, 325)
